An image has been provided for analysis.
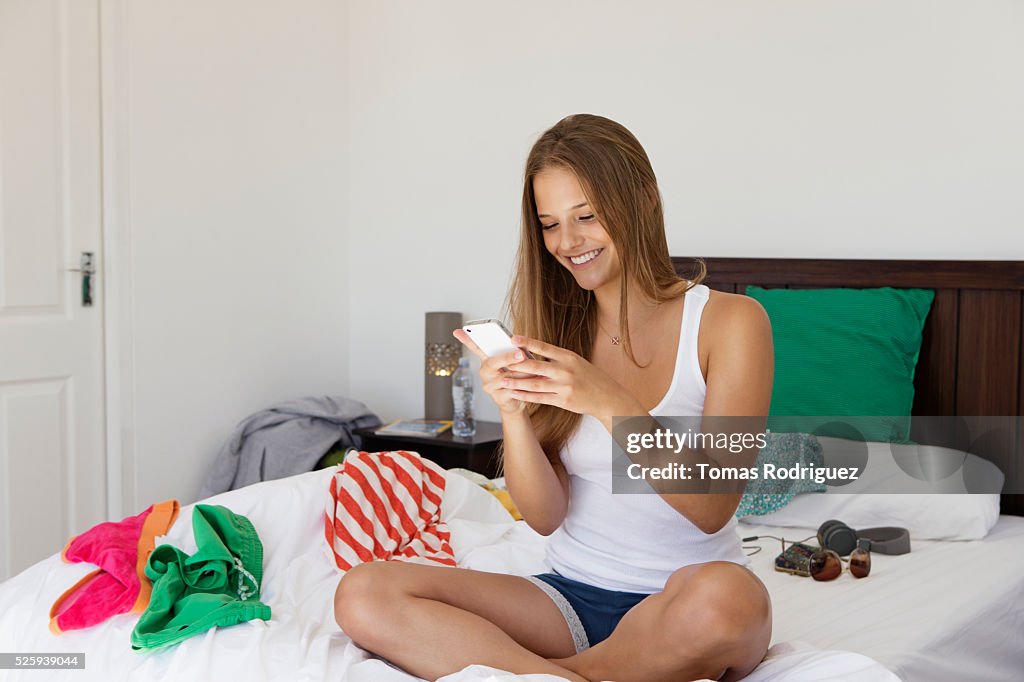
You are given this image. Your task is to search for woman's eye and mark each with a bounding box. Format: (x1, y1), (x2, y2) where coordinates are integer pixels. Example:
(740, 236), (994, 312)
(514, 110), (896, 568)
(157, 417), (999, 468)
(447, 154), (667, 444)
(541, 222), (557, 230)
(579, 215), (594, 221)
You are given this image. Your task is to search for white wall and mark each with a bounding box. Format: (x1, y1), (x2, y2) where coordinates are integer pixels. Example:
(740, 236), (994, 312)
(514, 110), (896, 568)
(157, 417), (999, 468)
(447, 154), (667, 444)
(347, 0), (1024, 424)
(112, 1), (1024, 508)
(123, 0), (349, 506)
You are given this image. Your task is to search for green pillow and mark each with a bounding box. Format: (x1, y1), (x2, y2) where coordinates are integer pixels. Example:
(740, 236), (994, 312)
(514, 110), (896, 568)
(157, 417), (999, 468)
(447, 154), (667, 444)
(747, 286), (934, 442)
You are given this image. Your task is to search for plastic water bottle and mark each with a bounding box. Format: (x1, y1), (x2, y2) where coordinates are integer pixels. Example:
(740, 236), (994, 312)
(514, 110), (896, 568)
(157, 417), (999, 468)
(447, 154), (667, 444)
(452, 357), (476, 437)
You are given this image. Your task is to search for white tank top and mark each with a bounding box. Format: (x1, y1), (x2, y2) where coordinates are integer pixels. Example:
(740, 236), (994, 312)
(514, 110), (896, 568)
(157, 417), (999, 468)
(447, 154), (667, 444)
(546, 284), (749, 593)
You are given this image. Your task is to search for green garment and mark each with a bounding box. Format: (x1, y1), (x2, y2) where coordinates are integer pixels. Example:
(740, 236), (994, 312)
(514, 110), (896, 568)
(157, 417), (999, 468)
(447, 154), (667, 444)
(130, 504), (271, 651)
(316, 445), (355, 470)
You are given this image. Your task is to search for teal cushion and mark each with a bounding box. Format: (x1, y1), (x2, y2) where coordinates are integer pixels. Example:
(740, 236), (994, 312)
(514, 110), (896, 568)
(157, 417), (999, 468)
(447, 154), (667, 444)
(747, 286), (934, 442)
(735, 433), (825, 517)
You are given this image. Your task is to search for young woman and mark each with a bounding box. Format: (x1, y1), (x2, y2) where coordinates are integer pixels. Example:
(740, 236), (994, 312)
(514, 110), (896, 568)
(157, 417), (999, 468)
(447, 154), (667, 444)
(335, 114), (774, 682)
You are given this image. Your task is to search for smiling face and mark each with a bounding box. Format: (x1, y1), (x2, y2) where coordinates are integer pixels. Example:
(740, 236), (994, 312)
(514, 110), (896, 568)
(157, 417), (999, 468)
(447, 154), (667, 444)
(533, 166), (621, 296)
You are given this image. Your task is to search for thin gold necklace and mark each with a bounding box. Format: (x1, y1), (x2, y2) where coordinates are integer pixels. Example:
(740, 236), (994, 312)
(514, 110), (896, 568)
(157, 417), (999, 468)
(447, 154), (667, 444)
(596, 319), (622, 346)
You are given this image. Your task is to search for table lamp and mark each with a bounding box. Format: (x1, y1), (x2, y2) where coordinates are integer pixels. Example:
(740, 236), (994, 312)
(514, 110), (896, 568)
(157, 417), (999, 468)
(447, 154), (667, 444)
(425, 311), (463, 420)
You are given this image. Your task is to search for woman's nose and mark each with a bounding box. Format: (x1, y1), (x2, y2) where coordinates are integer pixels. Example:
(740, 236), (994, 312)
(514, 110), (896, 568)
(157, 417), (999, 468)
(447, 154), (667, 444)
(559, 222), (585, 252)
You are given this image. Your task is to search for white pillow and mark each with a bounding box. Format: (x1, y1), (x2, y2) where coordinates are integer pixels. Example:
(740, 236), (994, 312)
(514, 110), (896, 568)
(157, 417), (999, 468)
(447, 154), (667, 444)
(741, 492), (1001, 540)
(739, 437), (1003, 540)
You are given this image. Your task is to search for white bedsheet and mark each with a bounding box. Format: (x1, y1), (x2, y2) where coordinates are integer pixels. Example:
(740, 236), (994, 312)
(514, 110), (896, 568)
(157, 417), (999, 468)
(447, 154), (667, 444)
(0, 468), (897, 681)
(741, 516), (1024, 682)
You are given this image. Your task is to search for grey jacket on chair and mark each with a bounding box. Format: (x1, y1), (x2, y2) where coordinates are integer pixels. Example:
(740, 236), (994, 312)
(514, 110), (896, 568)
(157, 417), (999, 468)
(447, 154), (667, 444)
(197, 395), (382, 500)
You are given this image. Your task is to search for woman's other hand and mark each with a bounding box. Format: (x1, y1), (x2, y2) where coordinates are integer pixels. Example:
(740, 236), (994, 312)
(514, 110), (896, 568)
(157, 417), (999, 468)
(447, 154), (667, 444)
(499, 335), (644, 424)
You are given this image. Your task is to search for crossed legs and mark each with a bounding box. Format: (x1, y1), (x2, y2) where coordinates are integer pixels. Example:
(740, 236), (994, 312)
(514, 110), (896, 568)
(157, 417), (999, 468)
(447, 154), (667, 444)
(334, 560), (771, 682)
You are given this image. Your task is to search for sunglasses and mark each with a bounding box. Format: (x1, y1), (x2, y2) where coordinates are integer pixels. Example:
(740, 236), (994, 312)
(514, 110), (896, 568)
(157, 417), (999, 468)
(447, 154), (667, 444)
(746, 535), (872, 580)
(809, 546), (871, 581)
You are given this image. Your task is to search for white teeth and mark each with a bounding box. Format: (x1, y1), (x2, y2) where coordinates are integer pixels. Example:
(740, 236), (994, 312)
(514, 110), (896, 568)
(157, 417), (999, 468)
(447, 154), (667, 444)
(570, 249), (602, 265)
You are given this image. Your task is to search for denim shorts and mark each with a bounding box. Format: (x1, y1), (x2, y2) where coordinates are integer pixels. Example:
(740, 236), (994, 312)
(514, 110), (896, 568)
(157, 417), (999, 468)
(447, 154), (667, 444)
(525, 572), (650, 653)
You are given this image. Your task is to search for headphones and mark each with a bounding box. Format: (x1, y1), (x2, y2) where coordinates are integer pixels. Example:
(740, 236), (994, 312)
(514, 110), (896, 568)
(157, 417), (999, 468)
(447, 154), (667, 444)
(817, 519), (911, 556)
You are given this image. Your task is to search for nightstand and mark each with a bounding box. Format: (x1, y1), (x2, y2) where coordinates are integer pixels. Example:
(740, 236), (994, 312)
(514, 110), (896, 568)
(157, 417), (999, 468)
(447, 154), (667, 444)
(353, 420), (504, 478)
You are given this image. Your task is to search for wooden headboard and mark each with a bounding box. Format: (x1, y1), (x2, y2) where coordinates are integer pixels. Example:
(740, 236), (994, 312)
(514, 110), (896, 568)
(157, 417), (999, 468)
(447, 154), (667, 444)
(671, 257), (1024, 517)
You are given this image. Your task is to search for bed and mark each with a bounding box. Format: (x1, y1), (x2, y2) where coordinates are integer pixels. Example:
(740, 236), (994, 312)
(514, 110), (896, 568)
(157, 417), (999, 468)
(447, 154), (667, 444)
(0, 468), (902, 682)
(1, 257), (1022, 681)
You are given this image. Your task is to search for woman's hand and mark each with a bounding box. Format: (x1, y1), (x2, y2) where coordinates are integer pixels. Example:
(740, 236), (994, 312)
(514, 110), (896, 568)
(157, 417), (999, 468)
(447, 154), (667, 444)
(499, 335), (645, 423)
(452, 329), (532, 415)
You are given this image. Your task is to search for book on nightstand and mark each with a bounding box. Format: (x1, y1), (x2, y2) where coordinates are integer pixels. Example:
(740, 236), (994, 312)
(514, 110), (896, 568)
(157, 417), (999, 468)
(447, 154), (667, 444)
(374, 419), (453, 438)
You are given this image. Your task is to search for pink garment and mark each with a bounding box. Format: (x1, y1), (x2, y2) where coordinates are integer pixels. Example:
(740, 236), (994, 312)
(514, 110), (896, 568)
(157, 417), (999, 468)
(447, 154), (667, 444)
(324, 450), (455, 571)
(49, 500), (180, 634)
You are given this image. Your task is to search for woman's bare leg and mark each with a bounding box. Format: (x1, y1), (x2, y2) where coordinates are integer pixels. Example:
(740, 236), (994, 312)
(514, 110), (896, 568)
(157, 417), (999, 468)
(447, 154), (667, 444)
(554, 561), (771, 682)
(335, 561), (587, 682)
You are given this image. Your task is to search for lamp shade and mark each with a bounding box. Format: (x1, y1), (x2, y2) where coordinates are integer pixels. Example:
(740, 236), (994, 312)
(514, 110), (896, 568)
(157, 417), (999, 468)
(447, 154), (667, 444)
(425, 312), (462, 420)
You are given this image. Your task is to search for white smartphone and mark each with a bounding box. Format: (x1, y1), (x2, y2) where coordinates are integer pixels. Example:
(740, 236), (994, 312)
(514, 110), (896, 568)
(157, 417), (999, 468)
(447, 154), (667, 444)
(462, 319), (529, 358)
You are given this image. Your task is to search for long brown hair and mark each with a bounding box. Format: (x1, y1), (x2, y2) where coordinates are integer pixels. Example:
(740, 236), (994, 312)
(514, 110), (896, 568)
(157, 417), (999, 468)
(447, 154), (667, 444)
(507, 114), (706, 462)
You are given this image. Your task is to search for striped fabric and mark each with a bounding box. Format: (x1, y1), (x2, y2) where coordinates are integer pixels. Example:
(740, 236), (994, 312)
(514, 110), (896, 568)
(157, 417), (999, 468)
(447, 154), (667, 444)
(324, 450), (456, 571)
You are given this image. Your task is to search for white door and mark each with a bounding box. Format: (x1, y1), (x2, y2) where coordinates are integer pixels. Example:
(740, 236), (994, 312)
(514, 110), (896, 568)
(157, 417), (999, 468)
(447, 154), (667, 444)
(0, 0), (106, 581)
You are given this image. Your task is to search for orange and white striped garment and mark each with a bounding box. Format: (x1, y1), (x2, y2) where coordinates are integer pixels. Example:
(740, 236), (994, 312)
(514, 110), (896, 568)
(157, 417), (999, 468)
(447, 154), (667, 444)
(324, 450), (456, 571)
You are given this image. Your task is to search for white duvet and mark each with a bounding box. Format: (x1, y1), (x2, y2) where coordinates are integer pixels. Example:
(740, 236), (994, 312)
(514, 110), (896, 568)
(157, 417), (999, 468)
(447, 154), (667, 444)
(0, 468), (897, 682)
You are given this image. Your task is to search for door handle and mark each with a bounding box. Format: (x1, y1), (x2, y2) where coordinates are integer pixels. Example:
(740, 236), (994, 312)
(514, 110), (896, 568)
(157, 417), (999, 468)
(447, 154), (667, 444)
(64, 251), (95, 307)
